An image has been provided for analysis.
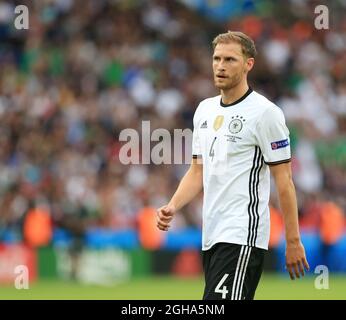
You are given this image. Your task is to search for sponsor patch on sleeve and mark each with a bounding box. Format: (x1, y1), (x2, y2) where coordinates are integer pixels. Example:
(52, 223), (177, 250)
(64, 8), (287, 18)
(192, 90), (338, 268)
(271, 139), (289, 150)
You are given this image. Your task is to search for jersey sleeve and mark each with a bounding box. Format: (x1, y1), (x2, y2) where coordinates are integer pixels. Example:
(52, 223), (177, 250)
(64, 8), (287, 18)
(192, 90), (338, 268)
(192, 106), (202, 158)
(256, 106), (291, 165)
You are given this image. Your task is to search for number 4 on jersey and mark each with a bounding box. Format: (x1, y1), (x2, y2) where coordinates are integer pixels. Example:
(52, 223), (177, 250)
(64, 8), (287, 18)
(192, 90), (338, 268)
(215, 273), (229, 299)
(209, 137), (217, 161)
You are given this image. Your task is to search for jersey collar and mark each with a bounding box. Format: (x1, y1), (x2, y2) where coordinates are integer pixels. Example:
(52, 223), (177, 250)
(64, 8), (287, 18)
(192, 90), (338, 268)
(220, 87), (253, 108)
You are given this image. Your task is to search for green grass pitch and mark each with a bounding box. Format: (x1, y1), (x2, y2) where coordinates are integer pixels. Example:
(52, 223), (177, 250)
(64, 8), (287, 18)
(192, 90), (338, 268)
(1, 273), (345, 300)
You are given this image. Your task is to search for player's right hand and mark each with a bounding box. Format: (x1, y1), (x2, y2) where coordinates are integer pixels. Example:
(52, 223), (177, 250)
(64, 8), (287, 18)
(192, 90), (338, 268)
(156, 204), (176, 231)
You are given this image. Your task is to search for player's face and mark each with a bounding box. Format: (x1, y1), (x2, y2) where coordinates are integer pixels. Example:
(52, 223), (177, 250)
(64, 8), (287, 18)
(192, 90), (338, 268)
(212, 42), (253, 90)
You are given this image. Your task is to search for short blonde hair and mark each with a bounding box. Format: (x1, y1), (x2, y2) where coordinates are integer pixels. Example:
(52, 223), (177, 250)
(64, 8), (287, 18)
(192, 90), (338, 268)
(212, 31), (257, 58)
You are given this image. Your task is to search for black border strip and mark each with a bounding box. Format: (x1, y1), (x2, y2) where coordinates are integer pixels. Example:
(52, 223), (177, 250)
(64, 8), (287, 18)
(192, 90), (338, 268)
(265, 158), (291, 165)
(220, 87), (253, 107)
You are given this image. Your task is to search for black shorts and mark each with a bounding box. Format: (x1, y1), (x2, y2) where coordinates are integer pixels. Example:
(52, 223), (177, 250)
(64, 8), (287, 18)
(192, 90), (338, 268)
(202, 242), (265, 300)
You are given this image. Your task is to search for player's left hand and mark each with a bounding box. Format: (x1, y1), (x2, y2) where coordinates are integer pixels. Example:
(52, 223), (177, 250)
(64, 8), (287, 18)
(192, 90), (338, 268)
(285, 241), (310, 280)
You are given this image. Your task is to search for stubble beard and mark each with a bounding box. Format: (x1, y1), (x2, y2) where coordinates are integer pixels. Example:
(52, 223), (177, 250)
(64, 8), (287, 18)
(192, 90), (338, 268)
(214, 72), (243, 91)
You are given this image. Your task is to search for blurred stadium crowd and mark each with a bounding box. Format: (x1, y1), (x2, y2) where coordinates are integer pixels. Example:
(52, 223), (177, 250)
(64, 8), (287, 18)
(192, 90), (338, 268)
(0, 0), (345, 250)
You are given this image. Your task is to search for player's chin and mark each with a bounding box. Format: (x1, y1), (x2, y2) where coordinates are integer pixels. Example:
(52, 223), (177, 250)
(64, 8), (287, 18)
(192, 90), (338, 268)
(215, 82), (230, 90)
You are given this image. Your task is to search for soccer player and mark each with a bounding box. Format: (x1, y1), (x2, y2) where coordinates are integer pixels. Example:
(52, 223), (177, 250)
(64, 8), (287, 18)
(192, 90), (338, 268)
(156, 31), (309, 300)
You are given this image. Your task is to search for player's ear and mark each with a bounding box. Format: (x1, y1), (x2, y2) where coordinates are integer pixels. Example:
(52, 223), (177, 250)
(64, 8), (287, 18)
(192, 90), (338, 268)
(246, 57), (255, 72)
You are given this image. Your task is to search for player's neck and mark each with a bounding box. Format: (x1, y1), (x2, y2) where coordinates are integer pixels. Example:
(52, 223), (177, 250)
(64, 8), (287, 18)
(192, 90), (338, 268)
(221, 82), (250, 105)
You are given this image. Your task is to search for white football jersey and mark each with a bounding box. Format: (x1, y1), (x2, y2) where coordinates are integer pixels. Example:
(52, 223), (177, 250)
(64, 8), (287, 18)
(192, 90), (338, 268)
(192, 88), (291, 250)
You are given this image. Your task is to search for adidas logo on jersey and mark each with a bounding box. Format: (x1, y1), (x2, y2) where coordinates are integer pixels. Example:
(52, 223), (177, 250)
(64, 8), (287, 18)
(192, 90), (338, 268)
(200, 121), (208, 129)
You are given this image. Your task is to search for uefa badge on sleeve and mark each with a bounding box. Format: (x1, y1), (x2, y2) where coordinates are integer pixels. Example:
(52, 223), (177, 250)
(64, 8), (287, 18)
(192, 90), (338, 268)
(271, 139), (289, 150)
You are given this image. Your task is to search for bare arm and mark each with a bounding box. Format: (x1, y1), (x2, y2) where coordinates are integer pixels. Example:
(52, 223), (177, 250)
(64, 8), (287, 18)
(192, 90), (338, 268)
(270, 162), (310, 279)
(156, 157), (203, 231)
(169, 157), (203, 210)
